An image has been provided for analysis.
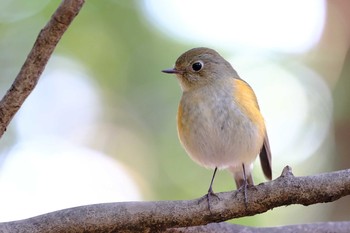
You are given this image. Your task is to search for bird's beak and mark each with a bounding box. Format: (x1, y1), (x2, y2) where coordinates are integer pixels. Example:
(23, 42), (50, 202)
(162, 68), (182, 74)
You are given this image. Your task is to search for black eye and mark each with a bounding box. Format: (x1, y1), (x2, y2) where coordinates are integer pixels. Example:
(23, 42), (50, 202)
(192, 61), (203, 72)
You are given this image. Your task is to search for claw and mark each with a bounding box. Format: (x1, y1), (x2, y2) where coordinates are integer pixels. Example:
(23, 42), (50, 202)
(204, 167), (220, 212)
(206, 185), (220, 212)
(239, 180), (248, 209)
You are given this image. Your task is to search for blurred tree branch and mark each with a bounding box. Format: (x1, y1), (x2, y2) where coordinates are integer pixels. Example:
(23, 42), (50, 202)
(0, 167), (349, 232)
(0, 0), (85, 139)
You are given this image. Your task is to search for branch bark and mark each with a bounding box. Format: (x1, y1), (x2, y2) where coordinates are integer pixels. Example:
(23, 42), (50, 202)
(0, 167), (349, 233)
(165, 221), (350, 233)
(0, 0), (85, 138)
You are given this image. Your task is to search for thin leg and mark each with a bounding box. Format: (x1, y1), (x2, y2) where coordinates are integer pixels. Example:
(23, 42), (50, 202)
(208, 167), (218, 194)
(242, 163), (248, 208)
(205, 167), (219, 212)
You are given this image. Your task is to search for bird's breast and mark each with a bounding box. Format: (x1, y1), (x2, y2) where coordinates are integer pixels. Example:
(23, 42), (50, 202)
(177, 82), (265, 169)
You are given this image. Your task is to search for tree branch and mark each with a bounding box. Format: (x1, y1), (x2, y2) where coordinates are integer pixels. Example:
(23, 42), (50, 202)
(0, 167), (349, 232)
(0, 0), (85, 139)
(165, 221), (350, 233)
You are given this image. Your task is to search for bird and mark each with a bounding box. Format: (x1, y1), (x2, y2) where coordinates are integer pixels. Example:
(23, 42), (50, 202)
(162, 47), (272, 206)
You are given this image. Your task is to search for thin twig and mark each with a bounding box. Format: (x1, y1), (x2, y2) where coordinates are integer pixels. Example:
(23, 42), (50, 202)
(0, 0), (85, 138)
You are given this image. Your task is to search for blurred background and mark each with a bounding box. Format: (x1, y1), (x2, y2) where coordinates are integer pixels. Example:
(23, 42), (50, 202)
(0, 0), (349, 226)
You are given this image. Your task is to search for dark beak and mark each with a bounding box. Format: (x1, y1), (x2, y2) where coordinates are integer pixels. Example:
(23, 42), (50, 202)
(161, 68), (182, 74)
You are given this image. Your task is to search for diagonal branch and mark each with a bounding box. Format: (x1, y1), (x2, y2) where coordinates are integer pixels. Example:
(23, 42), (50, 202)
(0, 167), (349, 232)
(0, 0), (85, 139)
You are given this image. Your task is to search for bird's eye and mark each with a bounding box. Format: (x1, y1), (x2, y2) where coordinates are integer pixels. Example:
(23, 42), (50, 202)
(191, 61), (203, 72)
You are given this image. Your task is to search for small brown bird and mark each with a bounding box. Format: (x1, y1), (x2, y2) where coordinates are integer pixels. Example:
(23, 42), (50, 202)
(162, 47), (272, 204)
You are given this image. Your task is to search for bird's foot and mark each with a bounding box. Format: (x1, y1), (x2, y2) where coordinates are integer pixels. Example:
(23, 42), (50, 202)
(237, 181), (248, 209)
(204, 186), (220, 213)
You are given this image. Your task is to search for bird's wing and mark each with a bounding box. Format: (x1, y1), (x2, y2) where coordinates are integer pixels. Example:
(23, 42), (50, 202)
(233, 77), (272, 180)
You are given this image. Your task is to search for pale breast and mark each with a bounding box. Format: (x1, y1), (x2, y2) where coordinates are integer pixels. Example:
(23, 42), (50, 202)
(177, 81), (265, 169)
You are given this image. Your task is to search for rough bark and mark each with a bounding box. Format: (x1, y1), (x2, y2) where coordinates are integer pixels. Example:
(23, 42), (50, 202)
(165, 221), (350, 233)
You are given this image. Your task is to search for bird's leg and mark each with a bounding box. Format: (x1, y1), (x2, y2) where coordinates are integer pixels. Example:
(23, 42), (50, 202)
(208, 167), (217, 195)
(241, 163), (248, 208)
(205, 167), (219, 211)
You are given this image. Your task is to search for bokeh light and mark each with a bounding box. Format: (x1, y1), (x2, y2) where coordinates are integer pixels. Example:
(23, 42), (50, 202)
(0, 56), (142, 221)
(15, 56), (101, 143)
(142, 0), (326, 53)
(0, 0), (49, 22)
(0, 141), (141, 221)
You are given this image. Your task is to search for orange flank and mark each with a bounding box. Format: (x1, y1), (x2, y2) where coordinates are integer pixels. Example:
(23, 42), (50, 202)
(233, 79), (266, 137)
